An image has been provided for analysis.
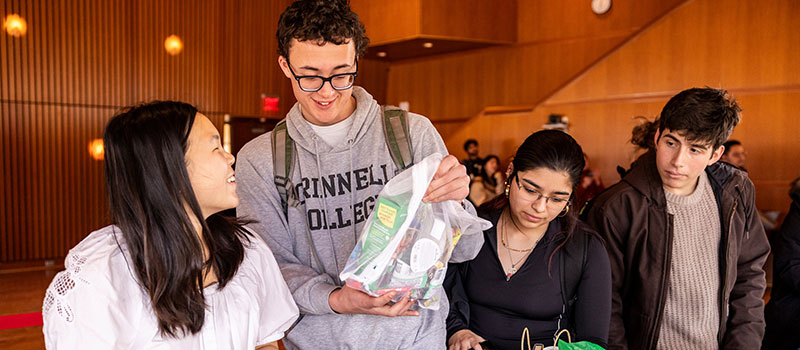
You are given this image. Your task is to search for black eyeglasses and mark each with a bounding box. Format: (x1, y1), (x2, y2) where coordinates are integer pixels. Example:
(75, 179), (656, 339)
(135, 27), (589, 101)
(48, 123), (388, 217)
(286, 58), (358, 92)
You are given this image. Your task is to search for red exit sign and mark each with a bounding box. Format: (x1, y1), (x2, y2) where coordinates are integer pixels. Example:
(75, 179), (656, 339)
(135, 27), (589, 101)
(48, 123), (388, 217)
(262, 95), (279, 112)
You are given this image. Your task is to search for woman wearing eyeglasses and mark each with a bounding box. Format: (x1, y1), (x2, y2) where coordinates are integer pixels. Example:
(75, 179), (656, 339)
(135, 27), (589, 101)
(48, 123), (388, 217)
(445, 130), (611, 350)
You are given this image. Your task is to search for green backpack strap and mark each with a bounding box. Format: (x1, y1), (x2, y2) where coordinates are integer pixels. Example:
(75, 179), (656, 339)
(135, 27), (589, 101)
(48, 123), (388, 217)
(559, 231), (590, 330)
(272, 107), (412, 214)
(271, 119), (300, 215)
(272, 119), (326, 274)
(381, 105), (414, 172)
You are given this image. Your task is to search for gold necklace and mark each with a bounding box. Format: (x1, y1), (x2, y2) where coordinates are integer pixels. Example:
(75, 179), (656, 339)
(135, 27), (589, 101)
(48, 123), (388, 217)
(501, 210), (543, 280)
(501, 211), (533, 252)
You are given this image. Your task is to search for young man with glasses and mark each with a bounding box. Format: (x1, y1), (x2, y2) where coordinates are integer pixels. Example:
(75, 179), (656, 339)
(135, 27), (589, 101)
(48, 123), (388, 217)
(235, 1), (483, 348)
(585, 88), (769, 349)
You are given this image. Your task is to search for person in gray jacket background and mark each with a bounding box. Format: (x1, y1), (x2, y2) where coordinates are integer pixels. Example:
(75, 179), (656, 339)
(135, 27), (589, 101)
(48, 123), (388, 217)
(235, 1), (483, 349)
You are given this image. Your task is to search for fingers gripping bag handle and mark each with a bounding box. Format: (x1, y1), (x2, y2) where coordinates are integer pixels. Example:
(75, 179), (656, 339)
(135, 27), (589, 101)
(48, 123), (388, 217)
(339, 153), (491, 309)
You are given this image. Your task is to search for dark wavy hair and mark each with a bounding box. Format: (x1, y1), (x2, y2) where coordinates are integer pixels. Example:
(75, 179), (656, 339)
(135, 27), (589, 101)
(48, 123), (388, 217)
(490, 130), (587, 271)
(103, 101), (252, 337)
(631, 116), (658, 151)
(277, 0), (370, 58)
(658, 87), (741, 150)
(479, 155), (501, 187)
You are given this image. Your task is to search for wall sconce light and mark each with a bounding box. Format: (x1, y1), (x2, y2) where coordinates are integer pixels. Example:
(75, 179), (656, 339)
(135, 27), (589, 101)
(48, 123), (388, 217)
(422, 42), (433, 48)
(88, 139), (104, 161)
(3, 14), (27, 37)
(164, 34), (183, 55)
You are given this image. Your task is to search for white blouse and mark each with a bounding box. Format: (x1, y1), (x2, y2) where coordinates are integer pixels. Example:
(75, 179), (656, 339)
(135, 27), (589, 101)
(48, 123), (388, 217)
(43, 225), (299, 349)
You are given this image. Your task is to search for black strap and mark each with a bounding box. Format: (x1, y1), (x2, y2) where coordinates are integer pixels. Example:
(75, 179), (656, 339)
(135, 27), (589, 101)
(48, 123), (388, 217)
(559, 231), (589, 329)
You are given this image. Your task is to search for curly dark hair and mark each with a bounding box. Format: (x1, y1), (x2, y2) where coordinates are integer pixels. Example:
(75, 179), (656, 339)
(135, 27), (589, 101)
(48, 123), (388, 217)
(630, 116), (658, 151)
(276, 0), (370, 58)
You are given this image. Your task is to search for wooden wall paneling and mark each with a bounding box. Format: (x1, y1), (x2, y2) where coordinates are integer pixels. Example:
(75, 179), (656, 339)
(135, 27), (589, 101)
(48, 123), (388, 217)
(517, 0), (687, 44)
(224, 0), (255, 116)
(1, 0), (19, 101)
(0, 0), (7, 101)
(419, 0), (516, 43)
(350, 0), (421, 45)
(355, 58), (390, 105)
(727, 92), (800, 212)
(384, 0), (688, 129)
(547, 0), (800, 105)
(1, 103), (111, 262)
(1, 0), (293, 263)
(223, 0), (294, 117)
(387, 35), (626, 125)
(0, 101), (6, 260)
(2, 0), (19, 260)
(1, 102), (14, 260)
(0, 0), (134, 107)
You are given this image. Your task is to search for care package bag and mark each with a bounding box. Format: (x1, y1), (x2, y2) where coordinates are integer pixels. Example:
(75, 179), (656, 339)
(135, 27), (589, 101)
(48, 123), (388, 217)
(339, 153), (491, 309)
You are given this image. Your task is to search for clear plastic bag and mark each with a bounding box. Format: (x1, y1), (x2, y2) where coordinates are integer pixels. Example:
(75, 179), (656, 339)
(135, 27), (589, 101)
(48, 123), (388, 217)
(339, 153), (491, 309)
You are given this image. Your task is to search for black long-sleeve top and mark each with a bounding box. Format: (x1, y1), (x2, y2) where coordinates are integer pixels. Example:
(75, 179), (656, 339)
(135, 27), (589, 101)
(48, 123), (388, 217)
(445, 204), (611, 349)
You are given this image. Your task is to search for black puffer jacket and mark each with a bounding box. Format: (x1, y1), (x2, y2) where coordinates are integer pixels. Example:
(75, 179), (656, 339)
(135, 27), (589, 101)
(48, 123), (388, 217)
(763, 186), (800, 349)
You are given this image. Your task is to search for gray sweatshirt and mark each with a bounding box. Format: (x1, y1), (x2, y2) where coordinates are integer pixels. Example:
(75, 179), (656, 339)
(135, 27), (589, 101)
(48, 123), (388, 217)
(236, 87), (484, 349)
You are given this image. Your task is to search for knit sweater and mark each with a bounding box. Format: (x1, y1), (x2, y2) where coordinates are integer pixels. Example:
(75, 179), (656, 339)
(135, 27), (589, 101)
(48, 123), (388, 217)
(657, 172), (721, 349)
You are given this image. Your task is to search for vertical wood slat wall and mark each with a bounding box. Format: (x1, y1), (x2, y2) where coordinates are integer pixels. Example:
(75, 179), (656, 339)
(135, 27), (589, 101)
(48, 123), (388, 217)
(1, 0), (293, 263)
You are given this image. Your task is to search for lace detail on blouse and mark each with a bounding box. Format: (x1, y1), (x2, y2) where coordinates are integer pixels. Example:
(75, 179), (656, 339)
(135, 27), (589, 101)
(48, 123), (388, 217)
(43, 254), (90, 323)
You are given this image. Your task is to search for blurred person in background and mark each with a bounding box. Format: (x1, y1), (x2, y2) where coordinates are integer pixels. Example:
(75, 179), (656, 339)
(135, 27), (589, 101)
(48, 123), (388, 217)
(463, 139), (483, 179)
(720, 139), (747, 170)
(469, 155), (505, 206)
(763, 176), (800, 350)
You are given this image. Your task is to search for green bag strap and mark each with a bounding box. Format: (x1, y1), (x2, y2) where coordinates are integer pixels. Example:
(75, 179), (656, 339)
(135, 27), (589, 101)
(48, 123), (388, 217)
(272, 106), (413, 213)
(271, 119), (300, 215)
(272, 120), (326, 275)
(558, 231), (589, 330)
(381, 105), (414, 172)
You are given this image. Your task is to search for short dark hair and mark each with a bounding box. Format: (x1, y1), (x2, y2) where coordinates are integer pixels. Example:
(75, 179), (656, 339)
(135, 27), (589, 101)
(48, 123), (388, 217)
(463, 139), (478, 151)
(276, 0), (370, 59)
(658, 87), (741, 150)
(722, 139), (742, 155)
(104, 101), (252, 337)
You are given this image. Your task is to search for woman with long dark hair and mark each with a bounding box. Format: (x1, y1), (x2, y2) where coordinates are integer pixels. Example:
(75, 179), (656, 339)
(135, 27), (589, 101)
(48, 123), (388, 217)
(43, 101), (298, 348)
(469, 155), (505, 206)
(445, 130), (611, 349)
